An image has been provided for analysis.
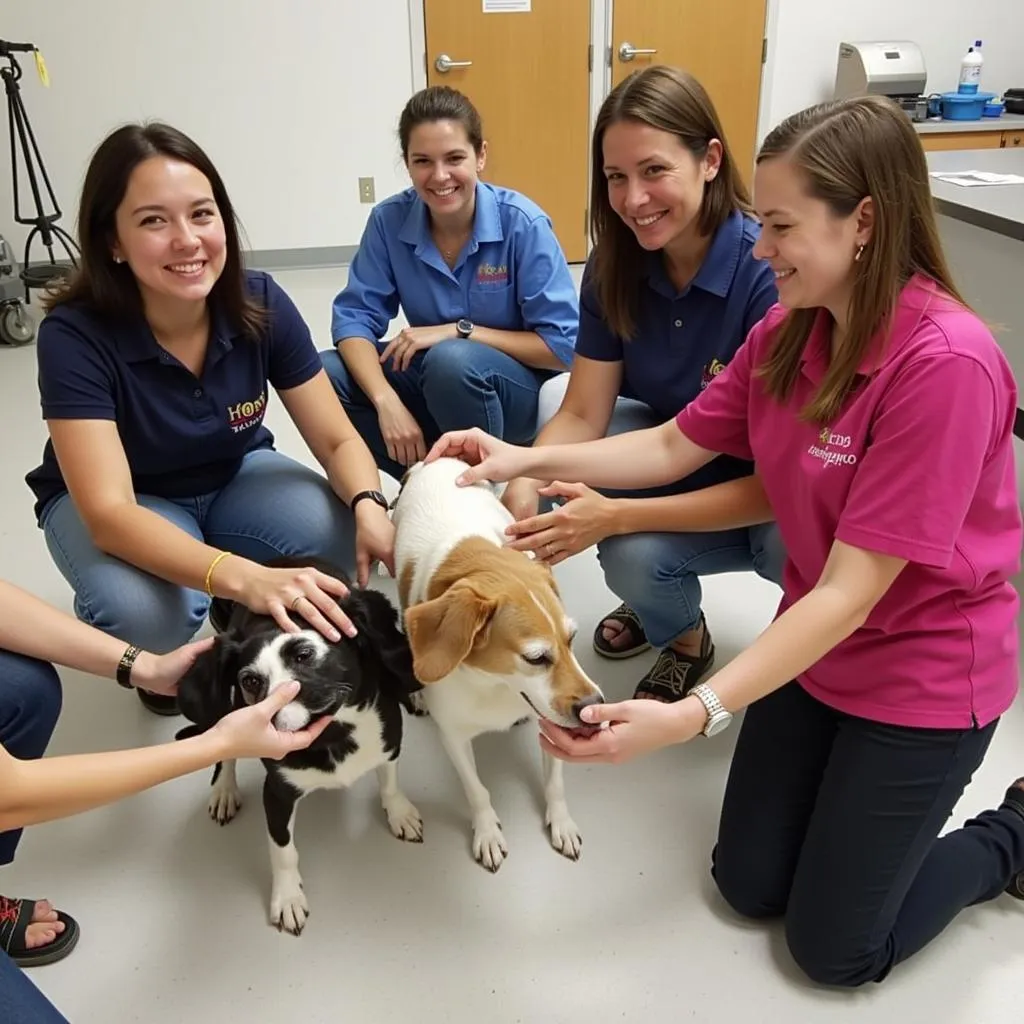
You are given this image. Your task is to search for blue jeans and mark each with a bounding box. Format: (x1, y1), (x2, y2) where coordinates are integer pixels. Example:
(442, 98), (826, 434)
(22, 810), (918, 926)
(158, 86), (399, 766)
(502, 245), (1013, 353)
(537, 374), (786, 648)
(40, 449), (356, 654)
(0, 651), (68, 1023)
(321, 339), (551, 482)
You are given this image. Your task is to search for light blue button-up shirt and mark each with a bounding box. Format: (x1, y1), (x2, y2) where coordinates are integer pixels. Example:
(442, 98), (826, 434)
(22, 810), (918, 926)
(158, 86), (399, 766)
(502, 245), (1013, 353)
(331, 183), (578, 367)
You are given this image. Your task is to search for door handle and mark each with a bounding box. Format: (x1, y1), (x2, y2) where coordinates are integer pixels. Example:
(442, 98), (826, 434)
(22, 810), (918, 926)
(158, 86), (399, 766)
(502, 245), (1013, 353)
(434, 53), (473, 74)
(618, 41), (657, 63)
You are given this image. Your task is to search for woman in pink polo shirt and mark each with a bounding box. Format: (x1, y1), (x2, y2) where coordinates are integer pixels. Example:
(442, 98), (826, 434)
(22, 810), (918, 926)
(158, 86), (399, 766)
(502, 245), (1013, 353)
(425, 95), (1024, 987)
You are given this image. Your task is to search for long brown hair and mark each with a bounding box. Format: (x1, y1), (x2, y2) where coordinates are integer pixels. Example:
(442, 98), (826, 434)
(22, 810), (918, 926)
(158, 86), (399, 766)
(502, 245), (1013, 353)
(43, 122), (268, 338)
(756, 95), (966, 424)
(589, 65), (751, 340)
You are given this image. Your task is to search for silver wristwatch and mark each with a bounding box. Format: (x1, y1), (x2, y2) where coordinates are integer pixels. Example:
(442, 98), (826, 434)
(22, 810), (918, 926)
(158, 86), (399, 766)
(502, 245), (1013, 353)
(689, 683), (733, 737)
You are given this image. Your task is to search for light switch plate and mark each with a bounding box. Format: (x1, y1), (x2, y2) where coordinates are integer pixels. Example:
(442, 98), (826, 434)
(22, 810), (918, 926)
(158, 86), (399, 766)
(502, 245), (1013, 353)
(358, 177), (375, 203)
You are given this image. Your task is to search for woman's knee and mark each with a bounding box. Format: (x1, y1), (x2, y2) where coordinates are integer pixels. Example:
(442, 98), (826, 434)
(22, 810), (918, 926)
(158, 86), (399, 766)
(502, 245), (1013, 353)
(598, 533), (688, 604)
(750, 522), (786, 587)
(537, 373), (569, 429)
(784, 916), (881, 988)
(0, 651), (63, 748)
(710, 841), (788, 922)
(73, 574), (206, 654)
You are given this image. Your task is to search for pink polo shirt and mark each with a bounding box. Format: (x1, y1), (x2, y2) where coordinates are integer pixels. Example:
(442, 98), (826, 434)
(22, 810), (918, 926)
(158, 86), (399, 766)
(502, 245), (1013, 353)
(677, 275), (1021, 728)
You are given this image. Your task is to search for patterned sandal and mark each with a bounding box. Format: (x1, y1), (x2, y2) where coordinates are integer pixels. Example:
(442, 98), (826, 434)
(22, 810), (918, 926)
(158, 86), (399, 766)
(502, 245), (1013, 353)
(633, 615), (715, 703)
(592, 603), (651, 660)
(0, 895), (80, 968)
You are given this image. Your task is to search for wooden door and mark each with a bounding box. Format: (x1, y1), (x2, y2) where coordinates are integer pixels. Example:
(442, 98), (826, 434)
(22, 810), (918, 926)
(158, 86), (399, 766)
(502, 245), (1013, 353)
(611, 0), (767, 184)
(423, 0), (591, 262)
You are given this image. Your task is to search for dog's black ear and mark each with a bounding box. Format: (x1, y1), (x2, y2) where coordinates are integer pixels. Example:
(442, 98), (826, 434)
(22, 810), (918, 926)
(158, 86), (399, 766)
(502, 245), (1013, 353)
(177, 633), (243, 731)
(345, 588), (422, 709)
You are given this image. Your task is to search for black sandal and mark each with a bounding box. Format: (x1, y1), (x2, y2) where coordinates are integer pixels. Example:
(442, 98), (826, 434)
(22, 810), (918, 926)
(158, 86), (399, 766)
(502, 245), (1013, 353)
(633, 615), (715, 703)
(1002, 778), (1024, 899)
(593, 603), (651, 660)
(0, 896), (80, 968)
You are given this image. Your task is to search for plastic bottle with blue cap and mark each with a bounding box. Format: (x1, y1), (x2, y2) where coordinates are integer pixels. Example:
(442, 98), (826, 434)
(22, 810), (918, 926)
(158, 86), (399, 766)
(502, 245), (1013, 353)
(958, 41), (983, 95)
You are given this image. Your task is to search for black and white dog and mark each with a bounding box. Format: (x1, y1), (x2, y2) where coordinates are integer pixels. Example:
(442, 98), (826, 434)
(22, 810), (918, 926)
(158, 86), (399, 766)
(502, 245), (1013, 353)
(176, 561), (424, 935)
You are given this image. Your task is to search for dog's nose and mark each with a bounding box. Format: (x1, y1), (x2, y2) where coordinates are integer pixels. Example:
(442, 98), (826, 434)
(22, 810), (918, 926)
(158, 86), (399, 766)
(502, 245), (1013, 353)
(572, 694), (605, 723)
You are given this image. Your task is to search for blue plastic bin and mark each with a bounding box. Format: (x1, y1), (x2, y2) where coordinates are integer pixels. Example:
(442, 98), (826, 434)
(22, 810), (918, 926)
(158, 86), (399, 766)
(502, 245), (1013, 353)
(940, 91), (996, 120)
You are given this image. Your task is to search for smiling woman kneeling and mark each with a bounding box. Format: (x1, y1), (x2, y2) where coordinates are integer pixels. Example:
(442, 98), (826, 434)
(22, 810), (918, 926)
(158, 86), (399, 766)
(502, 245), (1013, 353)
(426, 94), (1024, 988)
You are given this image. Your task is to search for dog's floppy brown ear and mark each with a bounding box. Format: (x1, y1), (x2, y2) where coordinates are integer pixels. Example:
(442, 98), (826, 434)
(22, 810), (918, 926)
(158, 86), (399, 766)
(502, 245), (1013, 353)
(405, 584), (497, 684)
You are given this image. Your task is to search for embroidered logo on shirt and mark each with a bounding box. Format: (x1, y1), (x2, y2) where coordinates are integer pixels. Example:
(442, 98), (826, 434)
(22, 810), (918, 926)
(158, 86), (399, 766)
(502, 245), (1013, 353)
(226, 390), (267, 434)
(475, 263), (509, 287)
(808, 427), (858, 467)
(699, 359), (726, 390)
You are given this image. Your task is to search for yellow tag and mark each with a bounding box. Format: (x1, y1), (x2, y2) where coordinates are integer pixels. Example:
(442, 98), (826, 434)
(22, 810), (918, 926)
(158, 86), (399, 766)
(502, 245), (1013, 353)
(34, 50), (50, 87)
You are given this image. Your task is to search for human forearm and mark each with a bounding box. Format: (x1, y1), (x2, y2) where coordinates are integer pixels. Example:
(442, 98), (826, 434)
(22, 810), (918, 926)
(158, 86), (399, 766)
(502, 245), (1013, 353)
(611, 475), (774, 536)
(0, 581), (139, 678)
(669, 586), (868, 739)
(468, 326), (564, 371)
(337, 337), (396, 408)
(323, 437), (386, 505)
(89, 502), (252, 601)
(0, 732), (227, 831)
(522, 423), (713, 491)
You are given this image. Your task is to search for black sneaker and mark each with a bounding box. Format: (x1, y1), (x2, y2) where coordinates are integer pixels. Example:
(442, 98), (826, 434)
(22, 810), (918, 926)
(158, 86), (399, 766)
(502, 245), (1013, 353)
(136, 689), (180, 716)
(1001, 777), (1024, 899)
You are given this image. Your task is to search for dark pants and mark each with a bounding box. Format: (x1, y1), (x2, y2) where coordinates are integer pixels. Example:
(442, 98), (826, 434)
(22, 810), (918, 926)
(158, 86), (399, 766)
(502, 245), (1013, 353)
(712, 680), (1024, 987)
(0, 648), (68, 1023)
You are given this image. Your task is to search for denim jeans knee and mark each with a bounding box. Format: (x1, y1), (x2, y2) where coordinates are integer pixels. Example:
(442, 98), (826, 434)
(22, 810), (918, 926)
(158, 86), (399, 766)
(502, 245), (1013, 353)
(0, 651), (62, 864)
(41, 493), (210, 654)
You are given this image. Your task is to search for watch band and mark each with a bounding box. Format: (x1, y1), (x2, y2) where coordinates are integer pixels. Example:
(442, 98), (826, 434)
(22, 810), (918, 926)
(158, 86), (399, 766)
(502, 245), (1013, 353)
(116, 644), (142, 689)
(689, 682), (731, 736)
(351, 489), (389, 513)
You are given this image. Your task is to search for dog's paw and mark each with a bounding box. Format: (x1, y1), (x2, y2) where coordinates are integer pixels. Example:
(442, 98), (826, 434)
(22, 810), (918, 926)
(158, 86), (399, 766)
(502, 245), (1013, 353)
(472, 811), (509, 872)
(384, 792), (424, 843)
(546, 804), (582, 862)
(207, 784), (241, 825)
(408, 690), (430, 717)
(269, 873), (309, 936)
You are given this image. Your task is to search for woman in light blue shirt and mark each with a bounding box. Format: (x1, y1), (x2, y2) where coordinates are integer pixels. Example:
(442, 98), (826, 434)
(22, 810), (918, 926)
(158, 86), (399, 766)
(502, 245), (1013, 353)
(321, 87), (578, 481)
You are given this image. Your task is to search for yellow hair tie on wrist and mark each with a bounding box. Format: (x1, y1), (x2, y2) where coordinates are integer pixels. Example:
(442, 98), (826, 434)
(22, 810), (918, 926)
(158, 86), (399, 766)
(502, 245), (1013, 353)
(204, 551), (232, 597)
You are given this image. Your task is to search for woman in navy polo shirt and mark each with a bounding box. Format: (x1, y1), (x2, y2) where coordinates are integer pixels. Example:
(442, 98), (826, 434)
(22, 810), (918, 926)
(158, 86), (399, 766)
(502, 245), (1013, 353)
(25, 123), (395, 715)
(500, 66), (785, 702)
(320, 86), (578, 482)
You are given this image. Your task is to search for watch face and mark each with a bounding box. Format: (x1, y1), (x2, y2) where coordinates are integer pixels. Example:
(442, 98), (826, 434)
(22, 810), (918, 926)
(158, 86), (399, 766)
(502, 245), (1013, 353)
(457, 318), (473, 336)
(704, 712), (733, 737)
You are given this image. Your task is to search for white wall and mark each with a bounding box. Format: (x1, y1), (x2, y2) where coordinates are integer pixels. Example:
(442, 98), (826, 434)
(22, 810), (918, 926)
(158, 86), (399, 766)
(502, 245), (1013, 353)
(762, 0), (1023, 132)
(2, 1), (1022, 257)
(1, 0), (415, 256)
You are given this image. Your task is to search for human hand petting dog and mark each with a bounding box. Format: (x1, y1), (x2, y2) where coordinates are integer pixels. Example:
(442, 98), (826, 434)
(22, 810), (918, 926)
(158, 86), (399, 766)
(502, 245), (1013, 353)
(353, 501), (396, 588)
(424, 427), (534, 485)
(211, 681), (332, 760)
(233, 562), (356, 642)
(538, 696), (706, 764)
(504, 482), (617, 565)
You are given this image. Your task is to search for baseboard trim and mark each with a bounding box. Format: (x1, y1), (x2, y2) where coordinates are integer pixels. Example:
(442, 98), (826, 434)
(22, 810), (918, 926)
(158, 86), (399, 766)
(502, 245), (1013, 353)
(243, 246), (359, 271)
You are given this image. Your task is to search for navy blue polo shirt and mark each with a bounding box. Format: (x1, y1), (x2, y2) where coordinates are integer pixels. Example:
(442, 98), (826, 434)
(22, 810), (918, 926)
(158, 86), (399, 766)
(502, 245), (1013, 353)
(331, 182), (579, 367)
(26, 270), (323, 522)
(576, 209), (777, 490)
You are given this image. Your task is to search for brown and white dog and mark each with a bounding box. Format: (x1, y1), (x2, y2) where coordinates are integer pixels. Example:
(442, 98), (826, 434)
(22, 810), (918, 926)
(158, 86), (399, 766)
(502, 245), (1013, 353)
(392, 456), (605, 871)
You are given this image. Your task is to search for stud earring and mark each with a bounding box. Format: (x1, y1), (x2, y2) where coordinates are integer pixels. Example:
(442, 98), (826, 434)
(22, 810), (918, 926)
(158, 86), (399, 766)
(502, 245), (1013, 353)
(854, 244), (865, 262)
(113, 255), (123, 264)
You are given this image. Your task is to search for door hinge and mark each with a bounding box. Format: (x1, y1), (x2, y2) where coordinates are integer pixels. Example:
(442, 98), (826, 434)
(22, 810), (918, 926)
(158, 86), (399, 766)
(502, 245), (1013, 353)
(761, 38), (767, 64)
(606, 45), (613, 68)
(584, 207), (589, 237)
(588, 43), (593, 72)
